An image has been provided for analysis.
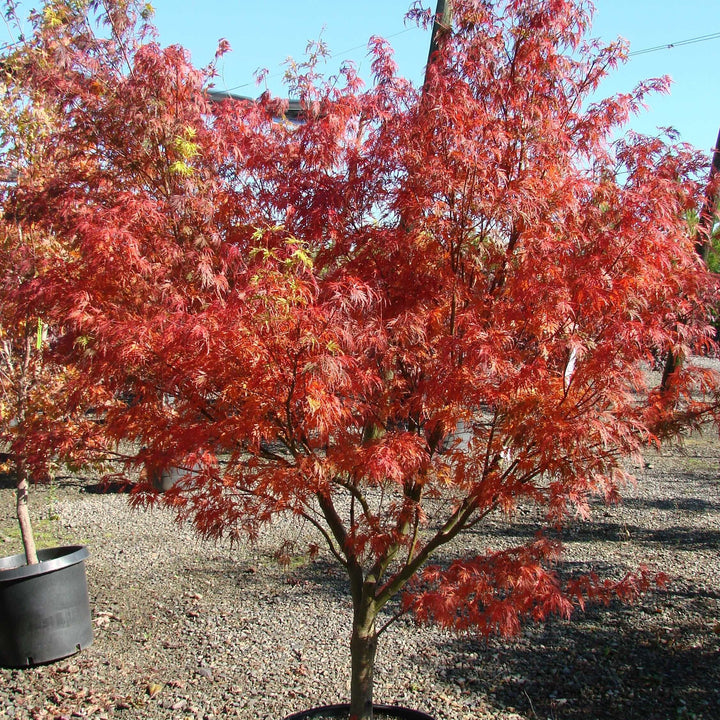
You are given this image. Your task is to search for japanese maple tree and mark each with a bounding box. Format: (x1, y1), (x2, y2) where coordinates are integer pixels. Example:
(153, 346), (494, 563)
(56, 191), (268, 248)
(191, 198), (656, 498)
(0, 223), (108, 564)
(0, 220), (67, 564)
(3, 0), (719, 718)
(0, 43), (107, 565)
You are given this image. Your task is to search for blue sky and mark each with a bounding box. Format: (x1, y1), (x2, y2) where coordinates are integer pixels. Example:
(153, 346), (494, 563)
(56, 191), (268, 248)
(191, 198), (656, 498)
(2, 1), (717, 155)
(142, 0), (719, 158)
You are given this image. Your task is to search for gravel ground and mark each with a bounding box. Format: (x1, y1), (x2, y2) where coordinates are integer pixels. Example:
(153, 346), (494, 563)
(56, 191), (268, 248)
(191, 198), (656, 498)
(1, 431), (719, 720)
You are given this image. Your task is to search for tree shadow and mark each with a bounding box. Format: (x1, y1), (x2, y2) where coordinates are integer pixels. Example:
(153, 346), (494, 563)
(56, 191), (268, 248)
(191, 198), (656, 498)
(0, 468), (106, 491)
(183, 549), (351, 604)
(0, 471), (15, 490)
(425, 582), (720, 719)
(561, 521), (720, 551)
(456, 515), (720, 552)
(622, 496), (720, 513)
(83, 479), (137, 494)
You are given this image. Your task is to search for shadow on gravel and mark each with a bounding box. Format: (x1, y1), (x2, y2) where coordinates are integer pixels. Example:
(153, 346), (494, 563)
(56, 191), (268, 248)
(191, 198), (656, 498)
(622, 496), (720, 513)
(453, 516), (720, 552)
(0, 471), (99, 491)
(184, 552), (351, 603)
(562, 521), (720, 551)
(0, 472), (15, 490)
(640, 466), (718, 484)
(83, 480), (137, 494)
(426, 587), (720, 720)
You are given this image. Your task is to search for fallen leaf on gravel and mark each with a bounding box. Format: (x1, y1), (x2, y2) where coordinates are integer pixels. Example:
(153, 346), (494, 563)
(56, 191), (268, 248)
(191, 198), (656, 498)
(146, 682), (163, 698)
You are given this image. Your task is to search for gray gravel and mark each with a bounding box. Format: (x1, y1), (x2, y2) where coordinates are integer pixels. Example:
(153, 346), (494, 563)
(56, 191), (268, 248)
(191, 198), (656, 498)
(1, 429), (719, 720)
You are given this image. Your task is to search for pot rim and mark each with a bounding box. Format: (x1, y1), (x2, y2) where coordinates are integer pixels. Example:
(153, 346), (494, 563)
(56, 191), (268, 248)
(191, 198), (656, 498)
(0, 545), (89, 581)
(283, 703), (436, 720)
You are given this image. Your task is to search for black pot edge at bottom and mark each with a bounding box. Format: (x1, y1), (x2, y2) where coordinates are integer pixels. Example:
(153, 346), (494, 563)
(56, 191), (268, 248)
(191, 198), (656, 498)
(283, 703), (435, 720)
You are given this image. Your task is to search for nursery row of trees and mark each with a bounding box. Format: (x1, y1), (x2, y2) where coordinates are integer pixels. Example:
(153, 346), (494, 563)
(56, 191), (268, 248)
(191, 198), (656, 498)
(1, 1), (719, 718)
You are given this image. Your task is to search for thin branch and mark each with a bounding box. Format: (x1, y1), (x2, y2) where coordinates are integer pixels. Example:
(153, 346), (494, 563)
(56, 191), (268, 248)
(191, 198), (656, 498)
(299, 509), (347, 568)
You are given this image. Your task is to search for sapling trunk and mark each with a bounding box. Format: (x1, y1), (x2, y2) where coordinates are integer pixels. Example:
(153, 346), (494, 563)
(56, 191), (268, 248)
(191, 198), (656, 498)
(16, 460), (39, 565)
(10, 319), (40, 565)
(349, 594), (379, 720)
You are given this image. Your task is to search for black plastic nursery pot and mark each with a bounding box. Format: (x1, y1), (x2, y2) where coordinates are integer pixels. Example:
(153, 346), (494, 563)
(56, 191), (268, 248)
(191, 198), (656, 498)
(0, 545), (93, 667)
(283, 704), (436, 720)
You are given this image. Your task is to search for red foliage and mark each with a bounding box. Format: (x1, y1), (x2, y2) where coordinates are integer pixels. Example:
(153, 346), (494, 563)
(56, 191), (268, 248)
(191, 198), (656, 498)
(0, 219), (108, 482)
(405, 535), (654, 637)
(3, 0), (719, 715)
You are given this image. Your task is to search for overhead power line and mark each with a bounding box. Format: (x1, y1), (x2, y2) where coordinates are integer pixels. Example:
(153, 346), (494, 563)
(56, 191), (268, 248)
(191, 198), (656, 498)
(0, 39), (23, 53)
(220, 24), (720, 94)
(629, 30), (720, 57)
(220, 25), (419, 94)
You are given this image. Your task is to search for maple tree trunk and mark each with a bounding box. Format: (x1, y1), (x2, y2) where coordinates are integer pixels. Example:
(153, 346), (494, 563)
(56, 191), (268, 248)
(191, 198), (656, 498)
(13, 325), (39, 566)
(662, 130), (720, 392)
(660, 347), (684, 392)
(348, 592), (379, 720)
(16, 459), (39, 565)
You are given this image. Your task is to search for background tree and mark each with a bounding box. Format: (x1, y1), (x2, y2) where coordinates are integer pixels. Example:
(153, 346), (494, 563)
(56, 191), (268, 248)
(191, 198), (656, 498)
(0, 31), (107, 565)
(0, 222), (107, 564)
(661, 127), (720, 388)
(2, 0), (719, 718)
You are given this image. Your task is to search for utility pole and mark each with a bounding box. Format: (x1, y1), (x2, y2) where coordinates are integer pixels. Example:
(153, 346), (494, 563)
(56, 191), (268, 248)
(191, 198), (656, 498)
(423, 0), (453, 91)
(207, 2), (453, 119)
(426, 0), (453, 67)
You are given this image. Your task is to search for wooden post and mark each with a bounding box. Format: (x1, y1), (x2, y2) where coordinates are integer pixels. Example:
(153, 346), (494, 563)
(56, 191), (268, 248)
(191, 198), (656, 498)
(423, 0), (453, 92)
